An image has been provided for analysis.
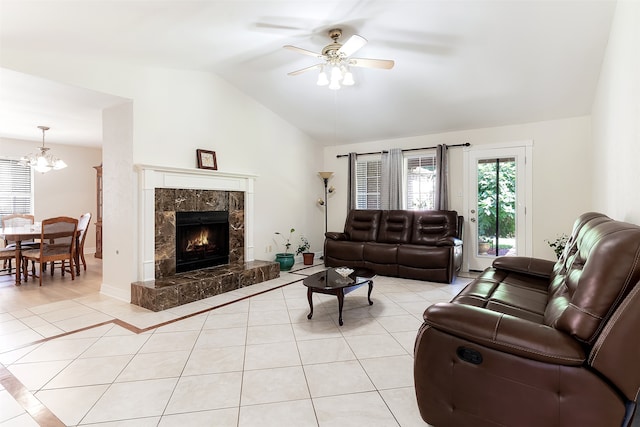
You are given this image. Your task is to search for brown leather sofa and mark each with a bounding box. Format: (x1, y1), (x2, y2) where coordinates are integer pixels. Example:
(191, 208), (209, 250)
(324, 209), (463, 283)
(414, 212), (640, 427)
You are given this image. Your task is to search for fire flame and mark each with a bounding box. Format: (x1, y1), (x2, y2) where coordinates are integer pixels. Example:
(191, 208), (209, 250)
(185, 230), (209, 251)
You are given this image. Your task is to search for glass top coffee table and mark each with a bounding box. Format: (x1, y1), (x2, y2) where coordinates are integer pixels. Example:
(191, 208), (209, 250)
(303, 267), (376, 326)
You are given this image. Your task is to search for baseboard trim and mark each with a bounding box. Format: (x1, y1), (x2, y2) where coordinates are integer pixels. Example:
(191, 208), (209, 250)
(99, 282), (130, 302)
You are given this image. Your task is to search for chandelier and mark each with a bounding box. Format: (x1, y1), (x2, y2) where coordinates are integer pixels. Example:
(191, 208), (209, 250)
(19, 126), (67, 173)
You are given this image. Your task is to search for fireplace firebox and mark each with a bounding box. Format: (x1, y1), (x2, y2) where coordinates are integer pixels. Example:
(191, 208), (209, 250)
(176, 211), (229, 273)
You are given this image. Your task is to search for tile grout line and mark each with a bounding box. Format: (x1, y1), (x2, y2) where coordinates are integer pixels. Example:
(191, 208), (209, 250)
(0, 365), (65, 427)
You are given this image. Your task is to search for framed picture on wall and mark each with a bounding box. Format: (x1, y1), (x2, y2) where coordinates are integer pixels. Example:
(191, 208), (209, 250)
(196, 149), (217, 170)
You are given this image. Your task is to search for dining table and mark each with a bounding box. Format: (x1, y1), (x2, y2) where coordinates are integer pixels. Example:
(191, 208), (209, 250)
(0, 225), (81, 286)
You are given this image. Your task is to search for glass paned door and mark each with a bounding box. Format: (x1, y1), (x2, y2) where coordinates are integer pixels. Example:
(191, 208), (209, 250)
(466, 146), (528, 271)
(477, 158), (517, 257)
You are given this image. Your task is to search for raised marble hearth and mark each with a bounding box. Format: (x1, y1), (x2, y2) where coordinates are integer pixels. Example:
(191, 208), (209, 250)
(131, 260), (280, 311)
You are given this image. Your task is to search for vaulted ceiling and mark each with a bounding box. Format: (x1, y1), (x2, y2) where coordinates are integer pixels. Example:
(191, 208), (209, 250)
(0, 0), (616, 147)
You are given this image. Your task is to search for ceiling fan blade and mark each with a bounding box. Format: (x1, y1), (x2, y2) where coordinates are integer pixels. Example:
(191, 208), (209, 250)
(287, 64), (322, 76)
(283, 45), (324, 59)
(338, 34), (367, 57)
(349, 58), (395, 70)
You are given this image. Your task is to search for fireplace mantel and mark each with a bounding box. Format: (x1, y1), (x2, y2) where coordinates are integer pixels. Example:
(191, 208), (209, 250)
(135, 164), (256, 282)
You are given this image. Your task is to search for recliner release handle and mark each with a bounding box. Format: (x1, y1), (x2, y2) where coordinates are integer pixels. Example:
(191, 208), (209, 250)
(457, 346), (483, 365)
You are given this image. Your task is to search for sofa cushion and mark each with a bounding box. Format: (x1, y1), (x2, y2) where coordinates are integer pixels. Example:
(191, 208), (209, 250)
(411, 210), (459, 245)
(378, 210), (413, 244)
(397, 244), (451, 268)
(324, 240), (364, 261)
(344, 210), (381, 242)
(363, 242), (398, 264)
(451, 268), (549, 323)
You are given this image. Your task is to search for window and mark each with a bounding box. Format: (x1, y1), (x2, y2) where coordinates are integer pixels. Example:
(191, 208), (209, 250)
(406, 152), (437, 210)
(0, 158), (33, 218)
(355, 151), (439, 210)
(355, 157), (382, 209)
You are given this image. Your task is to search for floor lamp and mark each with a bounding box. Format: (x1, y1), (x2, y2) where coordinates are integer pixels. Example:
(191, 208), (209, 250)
(318, 172), (334, 235)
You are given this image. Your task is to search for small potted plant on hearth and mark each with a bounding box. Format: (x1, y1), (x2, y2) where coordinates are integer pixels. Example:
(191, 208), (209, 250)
(296, 235), (314, 265)
(274, 228), (296, 271)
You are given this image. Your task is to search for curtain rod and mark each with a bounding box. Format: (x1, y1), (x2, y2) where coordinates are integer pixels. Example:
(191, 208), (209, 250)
(336, 142), (470, 158)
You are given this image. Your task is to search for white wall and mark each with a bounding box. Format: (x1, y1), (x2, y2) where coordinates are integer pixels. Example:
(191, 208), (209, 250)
(1, 53), (323, 300)
(101, 102), (135, 301)
(323, 116), (593, 261)
(592, 0), (640, 224)
(0, 137), (100, 253)
(121, 66), (325, 259)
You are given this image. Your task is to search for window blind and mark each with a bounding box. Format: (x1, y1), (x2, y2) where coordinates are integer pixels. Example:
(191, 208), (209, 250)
(406, 154), (436, 210)
(355, 159), (382, 209)
(0, 158), (33, 218)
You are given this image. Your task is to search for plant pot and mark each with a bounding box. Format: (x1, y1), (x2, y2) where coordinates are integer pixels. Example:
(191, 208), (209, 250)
(302, 252), (315, 265)
(275, 253), (295, 271)
(478, 242), (491, 255)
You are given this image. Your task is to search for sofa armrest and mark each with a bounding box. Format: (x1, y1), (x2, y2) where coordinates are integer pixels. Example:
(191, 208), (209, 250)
(435, 236), (463, 247)
(325, 232), (348, 241)
(492, 256), (555, 279)
(423, 302), (585, 365)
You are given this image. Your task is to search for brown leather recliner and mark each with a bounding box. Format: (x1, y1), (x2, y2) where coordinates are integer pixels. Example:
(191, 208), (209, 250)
(414, 212), (640, 426)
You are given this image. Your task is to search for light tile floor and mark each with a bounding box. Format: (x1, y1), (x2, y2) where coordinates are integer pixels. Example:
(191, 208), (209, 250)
(0, 257), (472, 426)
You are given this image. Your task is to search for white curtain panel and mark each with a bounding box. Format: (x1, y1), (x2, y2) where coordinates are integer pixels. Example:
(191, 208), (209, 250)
(381, 148), (403, 210)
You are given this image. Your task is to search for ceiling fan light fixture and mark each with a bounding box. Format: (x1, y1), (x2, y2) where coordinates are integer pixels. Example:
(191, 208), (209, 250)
(316, 68), (329, 86)
(330, 66), (342, 82)
(342, 68), (355, 86)
(329, 66), (342, 90)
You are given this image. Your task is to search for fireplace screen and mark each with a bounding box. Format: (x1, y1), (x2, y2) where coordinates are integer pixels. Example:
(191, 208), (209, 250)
(176, 211), (229, 273)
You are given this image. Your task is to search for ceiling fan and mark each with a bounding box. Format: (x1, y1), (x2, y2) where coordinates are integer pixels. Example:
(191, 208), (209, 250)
(284, 28), (395, 90)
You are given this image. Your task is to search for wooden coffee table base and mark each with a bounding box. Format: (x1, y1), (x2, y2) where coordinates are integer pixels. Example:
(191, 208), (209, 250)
(306, 280), (373, 326)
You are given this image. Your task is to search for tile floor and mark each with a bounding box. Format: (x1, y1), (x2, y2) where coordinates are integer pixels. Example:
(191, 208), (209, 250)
(0, 257), (471, 426)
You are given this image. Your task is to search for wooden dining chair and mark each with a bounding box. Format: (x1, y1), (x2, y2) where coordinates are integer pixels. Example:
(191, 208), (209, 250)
(0, 247), (15, 275)
(76, 213), (92, 271)
(21, 216), (78, 286)
(2, 214), (39, 271)
(2, 214), (37, 243)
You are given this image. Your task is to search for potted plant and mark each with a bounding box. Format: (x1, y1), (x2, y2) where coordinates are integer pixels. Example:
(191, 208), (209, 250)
(478, 236), (492, 255)
(274, 228), (296, 271)
(545, 233), (569, 259)
(296, 235), (314, 265)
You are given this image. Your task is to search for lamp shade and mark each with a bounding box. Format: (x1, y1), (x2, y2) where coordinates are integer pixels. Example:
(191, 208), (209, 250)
(317, 70), (329, 86)
(318, 172), (334, 180)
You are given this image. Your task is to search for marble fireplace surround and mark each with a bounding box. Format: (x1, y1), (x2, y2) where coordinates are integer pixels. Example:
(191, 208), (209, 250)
(131, 165), (279, 311)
